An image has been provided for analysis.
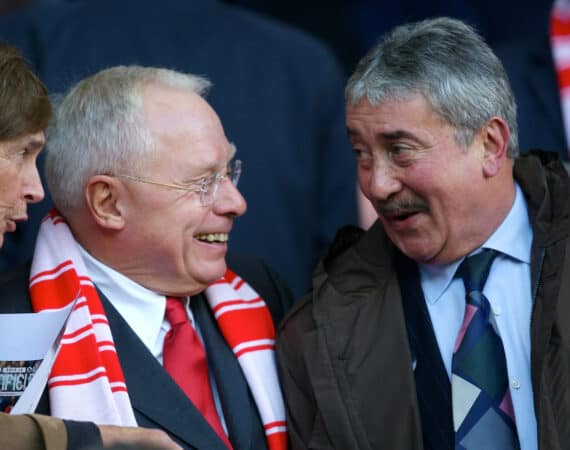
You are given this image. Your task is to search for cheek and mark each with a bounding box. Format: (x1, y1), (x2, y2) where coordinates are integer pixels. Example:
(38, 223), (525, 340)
(0, 164), (20, 207)
(357, 169), (373, 196)
(180, 210), (210, 245)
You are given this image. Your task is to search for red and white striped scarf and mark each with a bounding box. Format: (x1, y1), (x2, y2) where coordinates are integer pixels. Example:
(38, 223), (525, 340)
(551, 0), (570, 158)
(30, 210), (287, 450)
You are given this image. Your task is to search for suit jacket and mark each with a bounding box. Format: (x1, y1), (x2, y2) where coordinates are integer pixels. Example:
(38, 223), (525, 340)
(0, 252), (293, 450)
(495, 35), (568, 159)
(0, 0), (358, 297)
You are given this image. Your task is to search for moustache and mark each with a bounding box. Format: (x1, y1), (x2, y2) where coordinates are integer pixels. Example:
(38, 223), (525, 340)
(376, 198), (429, 215)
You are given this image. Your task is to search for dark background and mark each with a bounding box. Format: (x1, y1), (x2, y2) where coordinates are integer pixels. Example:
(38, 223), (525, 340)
(222, 0), (551, 75)
(1, 0), (553, 75)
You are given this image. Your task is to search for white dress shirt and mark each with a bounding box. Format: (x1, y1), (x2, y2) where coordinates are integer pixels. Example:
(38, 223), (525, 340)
(78, 245), (228, 433)
(418, 183), (537, 450)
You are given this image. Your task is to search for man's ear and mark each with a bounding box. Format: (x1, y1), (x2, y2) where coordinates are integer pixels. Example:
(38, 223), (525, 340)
(84, 175), (126, 230)
(481, 116), (510, 177)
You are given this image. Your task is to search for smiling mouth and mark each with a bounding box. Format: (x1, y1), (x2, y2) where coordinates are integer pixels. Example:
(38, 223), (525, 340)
(385, 211), (418, 222)
(378, 198), (429, 223)
(195, 233), (229, 243)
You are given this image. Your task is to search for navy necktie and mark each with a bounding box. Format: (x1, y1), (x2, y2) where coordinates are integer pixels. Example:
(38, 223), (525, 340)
(451, 249), (520, 450)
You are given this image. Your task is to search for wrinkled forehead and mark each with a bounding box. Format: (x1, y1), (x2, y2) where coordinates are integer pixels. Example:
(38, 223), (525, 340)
(346, 94), (445, 130)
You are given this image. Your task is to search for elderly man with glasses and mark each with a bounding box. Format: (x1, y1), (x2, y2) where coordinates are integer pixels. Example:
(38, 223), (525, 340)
(0, 65), (292, 450)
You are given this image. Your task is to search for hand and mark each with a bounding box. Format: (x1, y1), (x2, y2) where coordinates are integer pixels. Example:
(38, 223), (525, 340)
(98, 425), (183, 449)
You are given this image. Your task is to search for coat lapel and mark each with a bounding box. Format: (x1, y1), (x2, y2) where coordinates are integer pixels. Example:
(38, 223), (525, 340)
(99, 291), (228, 450)
(396, 253), (453, 450)
(192, 293), (268, 450)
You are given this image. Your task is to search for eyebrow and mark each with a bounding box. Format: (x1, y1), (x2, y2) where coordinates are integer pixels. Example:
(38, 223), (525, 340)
(346, 128), (419, 141)
(185, 143), (237, 180)
(380, 130), (418, 141)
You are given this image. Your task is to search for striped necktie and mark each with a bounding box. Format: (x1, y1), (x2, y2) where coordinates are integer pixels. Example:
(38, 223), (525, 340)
(451, 250), (520, 450)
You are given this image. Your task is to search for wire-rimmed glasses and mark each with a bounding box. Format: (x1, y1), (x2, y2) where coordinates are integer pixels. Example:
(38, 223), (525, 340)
(113, 159), (242, 207)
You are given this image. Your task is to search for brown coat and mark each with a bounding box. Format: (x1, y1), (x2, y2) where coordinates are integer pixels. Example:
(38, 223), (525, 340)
(276, 151), (570, 449)
(0, 413), (67, 450)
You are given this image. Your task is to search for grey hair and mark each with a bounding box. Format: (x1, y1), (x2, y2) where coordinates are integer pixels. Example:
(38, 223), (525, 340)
(45, 65), (211, 214)
(345, 17), (518, 158)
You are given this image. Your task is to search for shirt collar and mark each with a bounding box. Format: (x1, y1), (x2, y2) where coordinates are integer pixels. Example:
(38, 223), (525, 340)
(419, 182), (532, 304)
(77, 244), (169, 352)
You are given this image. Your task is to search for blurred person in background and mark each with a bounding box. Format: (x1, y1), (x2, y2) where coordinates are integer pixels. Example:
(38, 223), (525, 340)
(495, 0), (569, 164)
(0, 0), (359, 298)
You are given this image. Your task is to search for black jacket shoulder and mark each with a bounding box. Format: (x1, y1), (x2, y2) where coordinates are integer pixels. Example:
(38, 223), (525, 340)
(0, 262), (32, 313)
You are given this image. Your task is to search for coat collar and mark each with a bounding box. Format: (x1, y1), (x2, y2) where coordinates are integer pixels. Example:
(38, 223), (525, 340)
(515, 151), (570, 247)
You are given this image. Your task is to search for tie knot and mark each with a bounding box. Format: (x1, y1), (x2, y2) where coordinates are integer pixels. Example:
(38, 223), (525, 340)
(456, 249), (499, 293)
(165, 297), (188, 326)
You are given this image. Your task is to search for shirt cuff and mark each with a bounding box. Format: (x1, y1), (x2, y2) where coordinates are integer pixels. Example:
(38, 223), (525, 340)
(63, 419), (102, 450)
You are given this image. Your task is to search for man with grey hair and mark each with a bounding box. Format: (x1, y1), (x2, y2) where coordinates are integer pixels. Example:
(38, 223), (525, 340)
(0, 65), (292, 450)
(0, 41), (184, 450)
(277, 17), (570, 450)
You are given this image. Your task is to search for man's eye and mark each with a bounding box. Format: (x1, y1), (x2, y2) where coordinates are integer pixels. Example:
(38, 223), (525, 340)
(200, 174), (217, 187)
(353, 149), (372, 160)
(390, 145), (408, 155)
(9, 149), (29, 162)
(387, 145), (418, 167)
(388, 145), (413, 159)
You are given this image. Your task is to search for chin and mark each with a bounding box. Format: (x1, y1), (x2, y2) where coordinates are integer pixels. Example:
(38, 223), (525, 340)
(396, 240), (438, 264)
(193, 261), (228, 286)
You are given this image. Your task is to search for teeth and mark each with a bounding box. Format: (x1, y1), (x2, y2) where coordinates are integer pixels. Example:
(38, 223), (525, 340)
(196, 233), (229, 243)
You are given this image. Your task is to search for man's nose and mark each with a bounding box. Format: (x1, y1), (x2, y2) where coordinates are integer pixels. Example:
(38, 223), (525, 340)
(22, 162), (45, 204)
(366, 159), (402, 202)
(213, 178), (247, 217)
